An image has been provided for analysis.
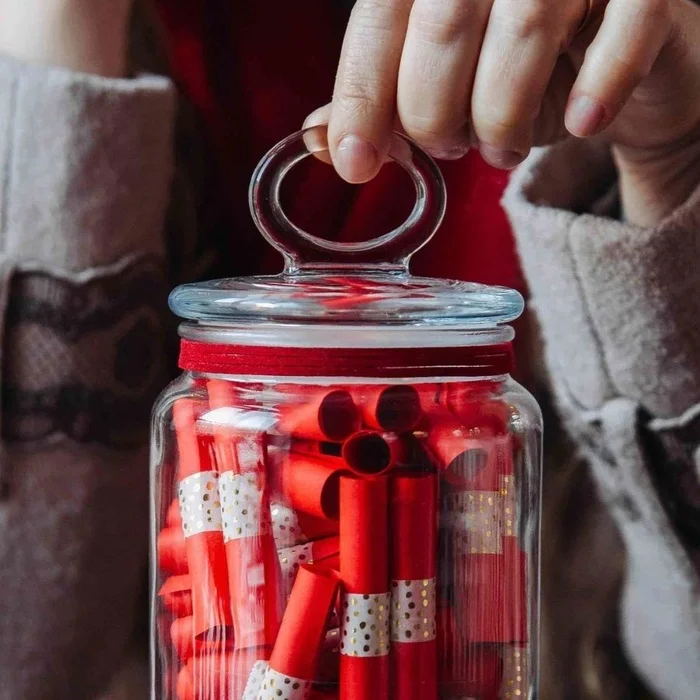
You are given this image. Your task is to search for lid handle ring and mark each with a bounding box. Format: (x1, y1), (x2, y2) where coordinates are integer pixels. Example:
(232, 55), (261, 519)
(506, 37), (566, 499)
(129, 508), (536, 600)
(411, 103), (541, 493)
(249, 124), (447, 272)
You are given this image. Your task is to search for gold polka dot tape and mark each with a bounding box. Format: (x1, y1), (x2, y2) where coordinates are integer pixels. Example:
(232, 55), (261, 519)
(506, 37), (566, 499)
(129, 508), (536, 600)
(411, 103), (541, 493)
(271, 503), (308, 549)
(218, 471), (271, 542)
(178, 471), (223, 537)
(441, 491), (502, 555)
(278, 542), (313, 599)
(500, 644), (528, 699)
(390, 578), (437, 643)
(255, 666), (312, 700)
(340, 592), (391, 658)
(241, 660), (269, 700)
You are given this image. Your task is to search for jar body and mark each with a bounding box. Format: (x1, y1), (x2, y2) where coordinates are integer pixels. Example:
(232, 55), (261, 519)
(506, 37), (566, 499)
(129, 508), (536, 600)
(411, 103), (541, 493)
(151, 370), (542, 700)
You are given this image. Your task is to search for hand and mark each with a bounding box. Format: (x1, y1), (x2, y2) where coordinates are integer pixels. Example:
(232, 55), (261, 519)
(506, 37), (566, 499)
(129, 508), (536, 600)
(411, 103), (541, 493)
(313, 0), (700, 225)
(0, 0), (134, 77)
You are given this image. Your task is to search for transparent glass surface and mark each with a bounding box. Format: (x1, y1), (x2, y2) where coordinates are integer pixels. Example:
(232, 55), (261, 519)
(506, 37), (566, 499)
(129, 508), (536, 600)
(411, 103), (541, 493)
(150, 372), (542, 700)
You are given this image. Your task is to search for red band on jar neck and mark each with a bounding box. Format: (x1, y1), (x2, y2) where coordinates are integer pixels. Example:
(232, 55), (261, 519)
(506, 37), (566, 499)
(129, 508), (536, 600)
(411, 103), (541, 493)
(178, 340), (514, 378)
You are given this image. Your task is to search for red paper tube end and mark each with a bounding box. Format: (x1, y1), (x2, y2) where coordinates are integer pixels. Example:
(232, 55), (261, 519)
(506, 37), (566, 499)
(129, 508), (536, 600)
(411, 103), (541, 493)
(279, 389), (360, 442)
(391, 640), (438, 700)
(339, 476), (389, 592)
(279, 452), (345, 520)
(341, 431), (393, 476)
(159, 574), (193, 617)
(271, 564), (340, 680)
(357, 385), (423, 433)
(158, 526), (188, 575)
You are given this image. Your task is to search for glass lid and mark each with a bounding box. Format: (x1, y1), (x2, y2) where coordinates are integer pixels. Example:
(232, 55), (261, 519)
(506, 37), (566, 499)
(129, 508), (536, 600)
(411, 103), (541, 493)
(169, 125), (524, 331)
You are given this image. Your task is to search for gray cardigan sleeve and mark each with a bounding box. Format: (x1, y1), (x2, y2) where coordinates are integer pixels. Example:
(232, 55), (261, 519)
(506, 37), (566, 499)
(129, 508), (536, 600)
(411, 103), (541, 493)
(0, 55), (175, 700)
(502, 138), (700, 700)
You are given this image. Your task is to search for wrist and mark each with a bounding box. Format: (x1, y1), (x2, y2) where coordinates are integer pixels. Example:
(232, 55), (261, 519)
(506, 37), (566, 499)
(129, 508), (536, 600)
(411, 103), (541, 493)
(0, 0), (132, 77)
(613, 126), (700, 227)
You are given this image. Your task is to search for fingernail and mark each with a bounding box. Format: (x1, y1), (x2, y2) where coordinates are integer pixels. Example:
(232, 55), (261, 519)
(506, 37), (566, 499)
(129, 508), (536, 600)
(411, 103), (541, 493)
(565, 95), (606, 137)
(479, 145), (524, 170)
(429, 144), (470, 161)
(335, 135), (379, 183)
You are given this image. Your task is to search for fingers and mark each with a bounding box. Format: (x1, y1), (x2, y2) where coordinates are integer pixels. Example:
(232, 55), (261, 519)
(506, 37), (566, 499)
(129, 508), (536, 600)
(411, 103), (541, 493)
(328, 0), (414, 183)
(396, 0), (493, 159)
(565, 0), (673, 137)
(470, 0), (584, 168)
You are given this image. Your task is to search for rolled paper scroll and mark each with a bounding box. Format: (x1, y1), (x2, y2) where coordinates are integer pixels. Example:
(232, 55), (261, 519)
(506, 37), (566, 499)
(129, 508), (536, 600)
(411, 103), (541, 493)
(205, 383), (284, 651)
(421, 409), (511, 489)
(278, 536), (340, 600)
(389, 473), (438, 700)
(278, 389), (360, 442)
(218, 467), (283, 650)
(339, 476), (391, 700)
(256, 565), (341, 700)
(341, 431), (393, 476)
(158, 526), (188, 575)
(159, 575), (193, 617)
(174, 399), (232, 639)
(355, 385), (423, 433)
(277, 451), (345, 519)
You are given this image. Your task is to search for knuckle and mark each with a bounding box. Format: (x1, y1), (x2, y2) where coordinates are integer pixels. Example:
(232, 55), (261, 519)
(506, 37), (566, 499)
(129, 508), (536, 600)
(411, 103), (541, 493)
(353, 0), (410, 32)
(402, 117), (468, 150)
(495, 0), (556, 38)
(410, 0), (471, 45)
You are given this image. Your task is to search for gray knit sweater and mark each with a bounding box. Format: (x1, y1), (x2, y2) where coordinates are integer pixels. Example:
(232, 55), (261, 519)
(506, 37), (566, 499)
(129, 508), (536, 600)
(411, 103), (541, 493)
(0, 55), (697, 700)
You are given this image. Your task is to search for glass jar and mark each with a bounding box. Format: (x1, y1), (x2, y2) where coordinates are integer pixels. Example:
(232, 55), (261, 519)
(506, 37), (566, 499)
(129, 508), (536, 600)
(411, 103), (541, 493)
(151, 126), (542, 700)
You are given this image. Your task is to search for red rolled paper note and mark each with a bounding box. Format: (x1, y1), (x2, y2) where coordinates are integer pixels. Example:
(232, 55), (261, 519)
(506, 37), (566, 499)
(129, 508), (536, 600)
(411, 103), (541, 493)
(158, 526), (188, 575)
(355, 385), (423, 433)
(277, 388), (360, 442)
(278, 451), (345, 519)
(159, 575), (193, 617)
(339, 476), (390, 700)
(174, 398), (233, 639)
(442, 460), (528, 644)
(204, 382), (284, 650)
(420, 409), (512, 489)
(341, 431), (393, 476)
(278, 536), (340, 599)
(254, 565), (341, 700)
(389, 473), (438, 700)
(219, 468), (283, 650)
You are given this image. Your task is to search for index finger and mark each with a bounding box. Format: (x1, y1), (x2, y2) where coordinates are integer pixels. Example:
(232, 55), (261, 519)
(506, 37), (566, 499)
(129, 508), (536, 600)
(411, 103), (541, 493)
(328, 0), (414, 183)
